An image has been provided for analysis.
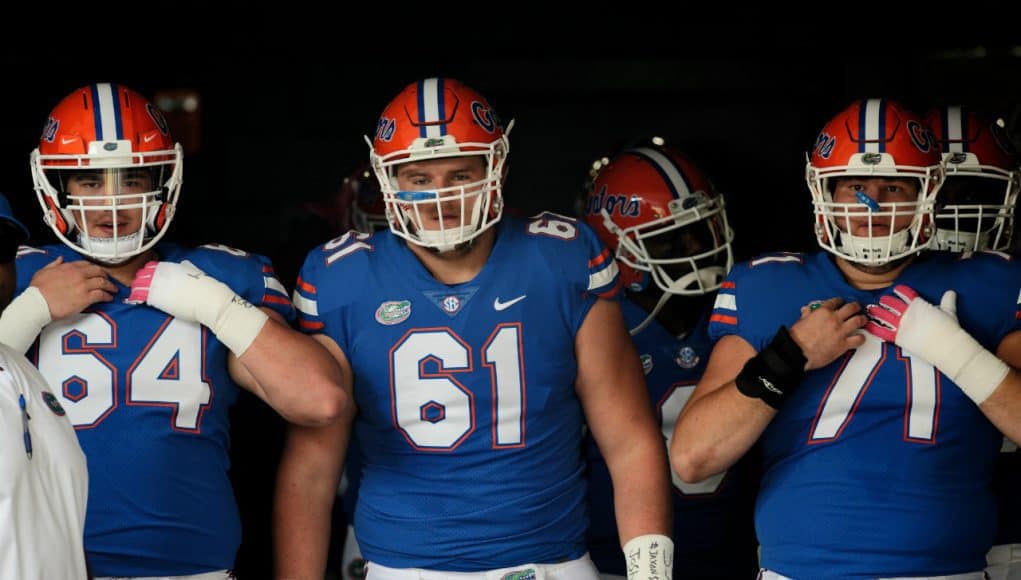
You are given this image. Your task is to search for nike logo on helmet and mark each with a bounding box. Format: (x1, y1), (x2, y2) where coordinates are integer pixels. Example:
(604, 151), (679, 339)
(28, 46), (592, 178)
(493, 295), (526, 311)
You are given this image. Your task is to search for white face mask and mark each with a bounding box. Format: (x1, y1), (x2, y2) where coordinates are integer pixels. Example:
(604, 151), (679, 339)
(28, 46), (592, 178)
(76, 230), (144, 264)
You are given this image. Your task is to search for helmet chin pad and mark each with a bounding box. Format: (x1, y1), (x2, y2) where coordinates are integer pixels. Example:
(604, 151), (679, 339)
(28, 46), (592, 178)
(76, 230), (145, 264)
(664, 266), (727, 295)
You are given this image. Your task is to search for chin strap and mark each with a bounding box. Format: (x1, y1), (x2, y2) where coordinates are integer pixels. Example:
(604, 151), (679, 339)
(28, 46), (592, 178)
(629, 268), (721, 335)
(630, 291), (671, 336)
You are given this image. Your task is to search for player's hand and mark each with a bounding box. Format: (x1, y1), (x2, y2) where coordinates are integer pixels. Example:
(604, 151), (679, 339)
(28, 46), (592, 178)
(129, 260), (268, 356)
(865, 284), (958, 344)
(29, 256), (117, 319)
(789, 297), (866, 371)
(128, 260), (222, 323)
(865, 284), (1007, 405)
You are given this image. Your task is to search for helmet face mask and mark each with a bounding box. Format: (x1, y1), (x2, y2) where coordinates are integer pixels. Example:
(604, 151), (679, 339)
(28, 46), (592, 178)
(934, 174), (1017, 252)
(926, 106), (1021, 253)
(585, 146), (734, 297)
(814, 175), (931, 265)
(384, 153), (503, 252)
(806, 99), (944, 266)
(368, 78), (509, 252)
(31, 83), (182, 263)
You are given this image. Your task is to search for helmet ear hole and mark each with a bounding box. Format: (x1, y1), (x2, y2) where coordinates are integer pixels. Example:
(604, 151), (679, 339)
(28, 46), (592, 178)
(147, 202), (169, 232)
(146, 187), (172, 232)
(488, 191), (503, 218)
(44, 196), (71, 235)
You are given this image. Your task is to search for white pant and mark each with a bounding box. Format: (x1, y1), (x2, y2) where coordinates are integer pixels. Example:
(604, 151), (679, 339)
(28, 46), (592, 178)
(366, 554), (599, 580)
(759, 569), (985, 580)
(988, 543), (1021, 580)
(95, 572), (233, 580)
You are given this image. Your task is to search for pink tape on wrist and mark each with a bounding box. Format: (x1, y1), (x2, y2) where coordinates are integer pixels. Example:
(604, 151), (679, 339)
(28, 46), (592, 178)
(126, 261), (160, 304)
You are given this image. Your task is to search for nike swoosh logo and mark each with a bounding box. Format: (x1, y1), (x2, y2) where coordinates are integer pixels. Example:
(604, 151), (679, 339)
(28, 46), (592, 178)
(143, 133), (159, 143)
(493, 295), (526, 311)
(61, 137), (77, 145)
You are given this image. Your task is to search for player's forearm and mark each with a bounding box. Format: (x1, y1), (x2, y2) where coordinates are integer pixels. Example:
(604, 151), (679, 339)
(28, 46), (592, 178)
(274, 438), (343, 578)
(0, 287), (51, 353)
(604, 427), (672, 543)
(236, 319), (347, 426)
(273, 486), (333, 578)
(671, 384), (774, 482)
(978, 368), (1021, 444)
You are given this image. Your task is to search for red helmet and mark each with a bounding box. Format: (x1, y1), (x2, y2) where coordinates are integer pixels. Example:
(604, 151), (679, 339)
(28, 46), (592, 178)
(806, 98), (944, 265)
(926, 105), (1020, 252)
(345, 163), (388, 234)
(30, 83), (182, 262)
(583, 146), (733, 296)
(368, 78), (510, 251)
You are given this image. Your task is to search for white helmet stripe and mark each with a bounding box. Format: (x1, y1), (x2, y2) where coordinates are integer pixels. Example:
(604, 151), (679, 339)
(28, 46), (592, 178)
(93, 83), (120, 142)
(629, 147), (692, 198)
(946, 106), (965, 154)
(863, 98), (882, 153)
(420, 77), (443, 139)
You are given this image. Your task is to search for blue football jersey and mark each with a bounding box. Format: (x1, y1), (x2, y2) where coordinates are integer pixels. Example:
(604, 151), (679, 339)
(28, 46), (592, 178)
(15, 242), (294, 577)
(709, 250), (1021, 579)
(294, 214), (620, 570)
(586, 298), (758, 578)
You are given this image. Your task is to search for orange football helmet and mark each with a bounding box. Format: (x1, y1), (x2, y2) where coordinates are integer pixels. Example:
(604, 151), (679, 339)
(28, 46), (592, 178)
(30, 83), (183, 262)
(926, 105), (1020, 252)
(583, 146), (733, 297)
(806, 98), (944, 265)
(367, 78), (510, 251)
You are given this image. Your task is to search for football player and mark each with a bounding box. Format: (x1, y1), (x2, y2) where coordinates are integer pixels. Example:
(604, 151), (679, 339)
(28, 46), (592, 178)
(583, 144), (758, 578)
(0, 83), (347, 579)
(927, 105), (1021, 580)
(673, 98), (1021, 578)
(276, 77), (672, 580)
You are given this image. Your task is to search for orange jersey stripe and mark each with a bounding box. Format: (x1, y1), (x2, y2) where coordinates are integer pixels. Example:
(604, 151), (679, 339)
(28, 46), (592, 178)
(588, 248), (611, 269)
(710, 313), (738, 325)
(296, 277), (316, 294)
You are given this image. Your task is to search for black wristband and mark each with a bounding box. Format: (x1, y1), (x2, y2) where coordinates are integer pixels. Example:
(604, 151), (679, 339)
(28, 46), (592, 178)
(734, 326), (808, 409)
